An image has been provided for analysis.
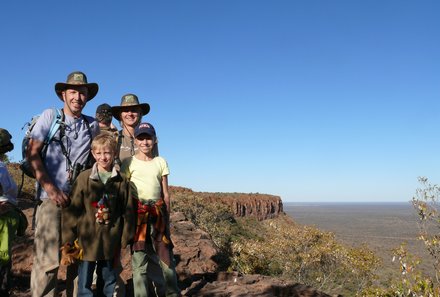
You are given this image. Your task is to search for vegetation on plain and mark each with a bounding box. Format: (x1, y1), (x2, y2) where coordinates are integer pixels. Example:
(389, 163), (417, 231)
(172, 191), (380, 296)
(173, 178), (440, 296)
(362, 177), (440, 296)
(8, 159), (440, 296)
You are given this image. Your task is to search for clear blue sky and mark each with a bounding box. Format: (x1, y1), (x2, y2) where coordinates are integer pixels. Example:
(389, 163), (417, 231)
(1, 1), (439, 202)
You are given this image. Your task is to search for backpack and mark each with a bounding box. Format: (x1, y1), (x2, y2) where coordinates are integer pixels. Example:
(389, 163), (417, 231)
(19, 108), (64, 178)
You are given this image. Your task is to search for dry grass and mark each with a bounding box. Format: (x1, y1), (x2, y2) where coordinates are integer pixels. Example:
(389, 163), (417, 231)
(9, 163), (420, 294)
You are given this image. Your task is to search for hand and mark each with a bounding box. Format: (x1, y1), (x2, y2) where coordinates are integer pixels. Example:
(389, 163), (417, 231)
(60, 241), (82, 265)
(60, 243), (73, 265)
(47, 187), (70, 208)
(60, 243), (77, 265)
(0, 201), (14, 215)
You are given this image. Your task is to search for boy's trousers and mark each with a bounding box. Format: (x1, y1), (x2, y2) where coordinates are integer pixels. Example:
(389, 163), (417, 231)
(78, 260), (117, 297)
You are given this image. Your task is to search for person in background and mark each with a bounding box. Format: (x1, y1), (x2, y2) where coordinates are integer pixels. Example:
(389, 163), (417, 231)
(28, 71), (100, 297)
(121, 122), (180, 297)
(95, 103), (118, 137)
(110, 94), (152, 164)
(62, 133), (135, 297)
(0, 128), (28, 297)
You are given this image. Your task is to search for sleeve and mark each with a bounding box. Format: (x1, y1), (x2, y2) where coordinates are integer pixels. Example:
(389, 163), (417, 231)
(61, 173), (85, 245)
(120, 158), (132, 178)
(121, 179), (135, 248)
(159, 157), (170, 177)
(0, 165), (18, 205)
(120, 158), (139, 201)
(29, 109), (56, 142)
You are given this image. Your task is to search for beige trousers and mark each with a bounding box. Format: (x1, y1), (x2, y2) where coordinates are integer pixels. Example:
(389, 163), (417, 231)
(30, 200), (77, 297)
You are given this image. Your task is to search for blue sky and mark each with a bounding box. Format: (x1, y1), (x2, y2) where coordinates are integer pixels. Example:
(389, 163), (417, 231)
(1, 1), (439, 202)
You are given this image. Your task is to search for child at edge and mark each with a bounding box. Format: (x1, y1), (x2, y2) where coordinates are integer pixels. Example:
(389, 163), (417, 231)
(121, 122), (180, 297)
(62, 133), (135, 297)
(0, 128), (28, 297)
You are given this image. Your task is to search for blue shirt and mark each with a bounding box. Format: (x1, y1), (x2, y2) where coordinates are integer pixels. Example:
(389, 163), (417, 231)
(30, 108), (99, 199)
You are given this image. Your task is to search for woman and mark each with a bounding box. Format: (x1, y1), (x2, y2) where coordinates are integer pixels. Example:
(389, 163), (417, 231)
(111, 94), (152, 164)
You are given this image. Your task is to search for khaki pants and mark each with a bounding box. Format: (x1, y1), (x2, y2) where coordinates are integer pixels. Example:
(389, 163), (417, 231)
(30, 200), (77, 297)
(132, 247), (166, 297)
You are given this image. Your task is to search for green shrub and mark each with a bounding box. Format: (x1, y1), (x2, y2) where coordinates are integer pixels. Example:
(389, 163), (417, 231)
(362, 177), (440, 296)
(173, 190), (379, 296)
(231, 216), (379, 295)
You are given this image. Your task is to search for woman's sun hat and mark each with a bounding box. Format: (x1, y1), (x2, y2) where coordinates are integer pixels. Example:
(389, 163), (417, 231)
(111, 94), (150, 121)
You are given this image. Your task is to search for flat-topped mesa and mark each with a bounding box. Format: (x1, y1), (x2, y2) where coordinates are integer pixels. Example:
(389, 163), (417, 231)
(205, 194), (283, 220)
(170, 187), (283, 220)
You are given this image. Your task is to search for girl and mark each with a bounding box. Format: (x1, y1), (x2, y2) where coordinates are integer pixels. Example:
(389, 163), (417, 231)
(121, 122), (180, 297)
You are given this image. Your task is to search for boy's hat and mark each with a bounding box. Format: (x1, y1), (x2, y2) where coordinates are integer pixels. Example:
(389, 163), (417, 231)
(134, 122), (156, 138)
(55, 71), (99, 101)
(0, 128), (14, 154)
(111, 94), (150, 121)
(95, 103), (113, 125)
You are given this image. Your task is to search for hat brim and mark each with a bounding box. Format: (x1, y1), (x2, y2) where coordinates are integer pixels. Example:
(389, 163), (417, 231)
(111, 103), (150, 121)
(55, 83), (99, 101)
(0, 142), (14, 154)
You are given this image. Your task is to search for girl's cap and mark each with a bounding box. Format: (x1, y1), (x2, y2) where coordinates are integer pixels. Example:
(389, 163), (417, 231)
(134, 122), (156, 138)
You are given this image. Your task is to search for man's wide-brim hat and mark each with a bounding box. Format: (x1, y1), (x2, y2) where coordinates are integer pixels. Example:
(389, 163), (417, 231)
(55, 71), (99, 101)
(111, 94), (150, 121)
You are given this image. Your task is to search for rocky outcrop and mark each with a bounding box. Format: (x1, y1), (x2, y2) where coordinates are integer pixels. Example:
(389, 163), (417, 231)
(227, 195), (283, 220)
(184, 272), (333, 297)
(170, 186), (283, 221)
(171, 212), (219, 284)
(170, 212), (333, 297)
(10, 201), (334, 297)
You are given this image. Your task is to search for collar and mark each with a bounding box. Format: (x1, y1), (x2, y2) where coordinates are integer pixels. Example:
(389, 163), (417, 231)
(89, 163), (119, 181)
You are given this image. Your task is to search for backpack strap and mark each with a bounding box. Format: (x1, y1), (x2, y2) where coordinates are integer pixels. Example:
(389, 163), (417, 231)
(114, 130), (123, 166)
(82, 114), (93, 141)
(49, 112), (94, 176)
(27, 109), (65, 204)
(81, 115), (94, 169)
(44, 108), (63, 145)
(41, 108), (65, 160)
(48, 109), (72, 176)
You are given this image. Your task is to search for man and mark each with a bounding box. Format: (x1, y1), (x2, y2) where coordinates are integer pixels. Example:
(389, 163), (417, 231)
(28, 71), (100, 297)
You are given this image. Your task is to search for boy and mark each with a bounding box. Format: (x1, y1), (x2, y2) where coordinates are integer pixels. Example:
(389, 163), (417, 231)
(0, 128), (28, 296)
(62, 133), (135, 297)
(121, 122), (180, 297)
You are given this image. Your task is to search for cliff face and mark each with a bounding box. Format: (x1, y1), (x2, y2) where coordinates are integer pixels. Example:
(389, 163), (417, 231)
(170, 186), (283, 221)
(204, 194), (283, 220)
